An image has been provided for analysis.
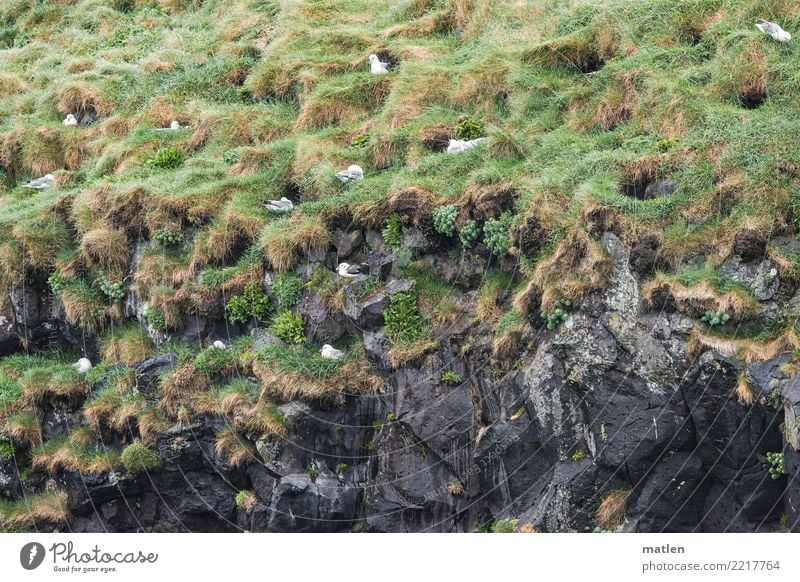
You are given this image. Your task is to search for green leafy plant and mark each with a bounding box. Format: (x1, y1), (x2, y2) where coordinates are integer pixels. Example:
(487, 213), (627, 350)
(489, 518), (519, 533)
(99, 279), (125, 303)
(571, 448), (588, 462)
(767, 452), (786, 480)
(701, 309), (730, 327)
(351, 133), (371, 148)
(432, 204), (458, 237)
(441, 370), (464, 384)
(454, 117), (485, 141)
(145, 306), (167, 332)
(483, 213), (512, 256)
(272, 273), (304, 311)
(153, 229), (184, 247)
(48, 271), (68, 295)
(541, 299), (572, 330)
(386, 412), (397, 422)
(147, 147), (185, 169)
(459, 220), (480, 247)
(235, 489), (255, 509)
(120, 441), (163, 474)
(270, 311), (305, 345)
(384, 292), (428, 344)
(382, 215), (403, 250)
(226, 283), (271, 324)
(0, 436), (13, 461)
(336, 462), (347, 474)
(306, 465), (319, 481)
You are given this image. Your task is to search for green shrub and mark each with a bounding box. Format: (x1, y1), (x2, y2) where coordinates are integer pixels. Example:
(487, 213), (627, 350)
(99, 279), (125, 303)
(432, 204), (458, 237)
(701, 309), (730, 327)
(483, 213), (512, 256)
(0, 436), (13, 461)
(385, 292), (428, 345)
(226, 283), (271, 324)
(235, 489), (254, 508)
(147, 147), (185, 170)
(194, 347), (236, 375)
(459, 220), (480, 247)
(336, 462), (347, 474)
(382, 215), (403, 250)
(153, 229), (184, 247)
(489, 518), (518, 533)
(0, 376), (22, 412)
(454, 117), (485, 141)
(767, 452), (786, 480)
(48, 271), (67, 296)
(145, 306), (167, 331)
(120, 442), (163, 474)
(571, 449), (588, 461)
(272, 273), (304, 311)
(270, 311), (305, 345)
(496, 308), (524, 336)
(441, 370), (464, 384)
(541, 299), (572, 330)
(306, 465), (319, 481)
(351, 133), (371, 149)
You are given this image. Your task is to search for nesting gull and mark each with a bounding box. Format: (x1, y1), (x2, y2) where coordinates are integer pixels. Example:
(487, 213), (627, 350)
(23, 174), (55, 189)
(211, 340), (227, 349)
(756, 20), (791, 42)
(320, 344), (345, 360)
(63, 114), (78, 127)
(336, 164), (364, 183)
(368, 54), (390, 75)
(447, 137), (487, 154)
(337, 262), (362, 278)
(265, 197), (294, 213)
(154, 120), (182, 132)
(72, 358), (93, 373)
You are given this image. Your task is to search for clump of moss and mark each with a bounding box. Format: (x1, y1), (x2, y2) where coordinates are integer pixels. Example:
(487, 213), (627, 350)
(120, 441), (163, 474)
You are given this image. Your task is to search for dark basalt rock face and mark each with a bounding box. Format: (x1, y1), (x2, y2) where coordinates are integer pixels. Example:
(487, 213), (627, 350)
(5, 226), (799, 533)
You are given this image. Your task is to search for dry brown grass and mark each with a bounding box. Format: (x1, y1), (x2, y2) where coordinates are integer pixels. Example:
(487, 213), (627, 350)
(261, 215), (330, 273)
(60, 286), (106, 333)
(387, 339), (438, 369)
(687, 328), (800, 364)
(596, 490), (630, 530)
(457, 182), (516, 222)
(521, 228), (613, 313)
(643, 277), (758, 321)
(215, 426), (258, 468)
(5, 413), (42, 448)
(736, 373), (755, 406)
(55, 82), (109, 121)
(254, 354), (384, 405)
(0, 491), (70, 530)
(594, 75), (638, 131)
(80, 226), (130, 272)
(160, 362), (210, 418)
(103, 331), (154, 366)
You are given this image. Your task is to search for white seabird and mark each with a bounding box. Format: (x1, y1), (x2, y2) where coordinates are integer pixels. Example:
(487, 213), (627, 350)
(756, 20), (791, 42)
(72, 358), (92, 373)
(446, 137), (487, 154)
(23, 174), (55, 189)
(368, 54), (390, 75)
(337, 262), (362, 278)
(265, 197), (294, 213)
(63, 114), (78, 127)
(211, 340), (227, 349)
(335, 164), (364, 183)
(170, 120), (181, 130)
(320, 344), (344, 360)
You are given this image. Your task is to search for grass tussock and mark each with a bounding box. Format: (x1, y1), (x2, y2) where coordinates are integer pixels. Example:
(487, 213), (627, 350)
(596, 490), (630, 531)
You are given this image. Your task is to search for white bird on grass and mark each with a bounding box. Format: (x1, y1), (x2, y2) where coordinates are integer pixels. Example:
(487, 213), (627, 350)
(756, 20), (791, 42)
(265, 197), (294, 213)
(23, 174), (55, 189)
(154, 120), (182, 132)
(337, 262), (362, 278)
(211, 340), (227, 349)
(73, 358), (92, 373)
(368, 54), (390, 75)
(320, 344), (344, 360)
(446, 137), (487, 154)
(335, 164), (364, 183)
(63, 114), (78, 127)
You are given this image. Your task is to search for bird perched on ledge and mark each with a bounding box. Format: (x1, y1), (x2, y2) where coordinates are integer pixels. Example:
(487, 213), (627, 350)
(63, 114), (78, 127)
(368, 53), (390, 74)
(447, 137), (487, 154)
(211, 340), (226, 349)
(320, 344), (344, 360)
(337, 262), (362, 278)
(23, 174), (55, 189)
(756, 20), (791, 42)
(265, 197), (294, 213)
(73, 358), (92, 373)
(336, 164), (364, 183)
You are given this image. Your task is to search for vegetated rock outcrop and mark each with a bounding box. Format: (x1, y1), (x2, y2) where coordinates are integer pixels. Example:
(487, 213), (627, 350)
(1, 222), (797, 533)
